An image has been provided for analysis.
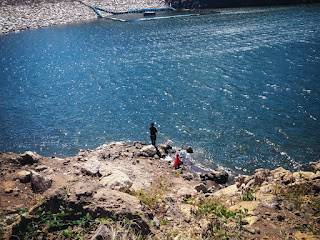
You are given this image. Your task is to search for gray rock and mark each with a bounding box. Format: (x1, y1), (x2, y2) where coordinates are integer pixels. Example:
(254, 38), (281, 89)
(194, 183), (208, 193)
(30, 171), (52, 192)
(182, 173), (194, 181)
(17, 170), (31, 183)
(200, 169), (229, 184)
(90, 224), (112, 240)
(19, 151), (41, 165)
(81, 156), (101, 175)
(139, 145), (157, 157)
(100, 170), (133, 191)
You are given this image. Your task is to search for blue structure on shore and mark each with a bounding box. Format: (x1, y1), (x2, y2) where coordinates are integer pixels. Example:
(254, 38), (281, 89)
(90, 6), (199, 22)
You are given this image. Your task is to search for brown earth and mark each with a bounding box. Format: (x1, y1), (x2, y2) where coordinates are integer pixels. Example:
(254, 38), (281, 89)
(0, 142), (319, 239)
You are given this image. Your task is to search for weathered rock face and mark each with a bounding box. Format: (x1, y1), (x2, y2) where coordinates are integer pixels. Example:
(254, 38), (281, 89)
(30, 171), (52, 192)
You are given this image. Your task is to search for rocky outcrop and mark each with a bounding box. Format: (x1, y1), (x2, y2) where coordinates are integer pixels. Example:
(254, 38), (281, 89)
(1, 142), (319, 239)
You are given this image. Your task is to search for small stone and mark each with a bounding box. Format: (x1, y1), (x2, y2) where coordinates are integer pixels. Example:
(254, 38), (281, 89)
(276, 214), (285, 221)
(35, 165), (48, 172)
(90, 224), (112, 240)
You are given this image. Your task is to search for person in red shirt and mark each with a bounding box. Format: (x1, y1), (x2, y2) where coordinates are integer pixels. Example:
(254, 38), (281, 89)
(174, 153), (183, 169)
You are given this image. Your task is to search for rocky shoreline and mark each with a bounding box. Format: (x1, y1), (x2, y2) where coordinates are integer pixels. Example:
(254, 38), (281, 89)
(0, 0), (167, 35)
(1, 141), (319, 239)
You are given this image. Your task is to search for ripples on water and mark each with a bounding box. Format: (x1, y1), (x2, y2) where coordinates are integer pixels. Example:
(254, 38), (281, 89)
(0, 5), (319, 173)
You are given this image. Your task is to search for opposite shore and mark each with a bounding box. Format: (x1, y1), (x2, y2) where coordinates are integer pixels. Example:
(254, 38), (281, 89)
(1, 141), (319, 239)
(0, 0), (167, 35)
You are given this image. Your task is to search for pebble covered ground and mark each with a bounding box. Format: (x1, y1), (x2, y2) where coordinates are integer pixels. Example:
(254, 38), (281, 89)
(0, 0), (167, 34)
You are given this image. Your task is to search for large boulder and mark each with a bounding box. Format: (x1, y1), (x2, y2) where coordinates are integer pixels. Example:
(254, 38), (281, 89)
(30, 171), (52, 192)
(201, 168), (229, 184)
(100, 170), (133, 191)
(81, 156), (101, 175)
(139, 145), (157, 157)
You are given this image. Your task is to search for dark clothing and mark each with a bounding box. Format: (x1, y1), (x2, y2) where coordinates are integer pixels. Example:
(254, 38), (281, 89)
(149, 126), (157, 146)
(149, 126), (157, 136)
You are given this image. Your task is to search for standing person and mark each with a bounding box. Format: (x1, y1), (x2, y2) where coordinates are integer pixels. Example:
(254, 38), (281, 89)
(149, 123), (157, 146)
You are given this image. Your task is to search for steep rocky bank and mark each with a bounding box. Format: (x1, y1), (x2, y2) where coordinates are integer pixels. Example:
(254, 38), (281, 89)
(0, 142), (319, 239)
(0, 0), (167, 34)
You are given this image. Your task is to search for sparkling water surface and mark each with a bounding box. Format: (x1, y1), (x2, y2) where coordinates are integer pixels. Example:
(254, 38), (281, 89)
(1, 5), (319, 174)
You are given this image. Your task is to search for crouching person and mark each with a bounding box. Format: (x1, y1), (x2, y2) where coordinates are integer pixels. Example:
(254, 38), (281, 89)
(174, 153), (183, 169)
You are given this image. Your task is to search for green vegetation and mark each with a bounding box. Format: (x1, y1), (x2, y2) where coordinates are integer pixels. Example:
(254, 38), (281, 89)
(183, 196), (248, 239)
(273, 182), (320, 235)
(13, 204), (102, 239)
(131, 177), (171, 215)
(11, 202), (146, 240)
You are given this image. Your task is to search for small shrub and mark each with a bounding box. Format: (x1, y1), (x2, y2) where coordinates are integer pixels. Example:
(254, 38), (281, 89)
(132, 177), (171, 214)
(188, 196), (248, 239)
(242, 187), (258, 201)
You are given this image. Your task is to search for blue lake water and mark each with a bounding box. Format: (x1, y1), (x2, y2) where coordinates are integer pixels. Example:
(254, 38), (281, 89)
(1, 5), (319, 174)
